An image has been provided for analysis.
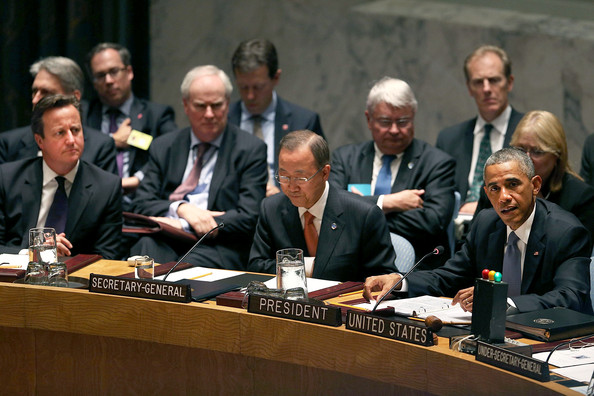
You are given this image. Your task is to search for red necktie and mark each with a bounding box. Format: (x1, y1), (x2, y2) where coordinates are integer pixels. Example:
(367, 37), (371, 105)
(303, 211), (318, 257)
(169, 143), (210, 201)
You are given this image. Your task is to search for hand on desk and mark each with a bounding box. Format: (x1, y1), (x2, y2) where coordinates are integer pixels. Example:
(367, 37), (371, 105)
(56, 233), (73, 257)
(452, 286), (474, 312)
(177, 203), (225, 236)
(362, 273), (403, 302)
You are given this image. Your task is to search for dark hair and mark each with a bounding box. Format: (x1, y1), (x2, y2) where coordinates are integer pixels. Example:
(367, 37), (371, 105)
(31, 94), (80, 138)
(231, 39), (278, 79)
(484, 147), (535, 182)
(279, 130), (329, 168)
(464, 45), (512, 82)
(86, 42), (132, 77)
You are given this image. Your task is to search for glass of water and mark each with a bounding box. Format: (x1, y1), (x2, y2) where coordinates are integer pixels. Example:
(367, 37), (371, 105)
(24, 261), (48, 285)
(47, 262), (68, 287)
(276, 248), (308, 295)
(135, 256), (154, 280)
(29, 227), (57, 267)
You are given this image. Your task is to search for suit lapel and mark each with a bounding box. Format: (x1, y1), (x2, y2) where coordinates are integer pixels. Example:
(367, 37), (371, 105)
(65, 164), (92, 236)
(522, 202), (545, 294)
(128, 98), (148, 168)
(170, 128), (193, 191)
(208, 126), (233, 209)
(273, 98), (291, 174)
(312, 187), (344, 278)
(228, 102), (242, 127)
(392, 139), (420, 192)
(487, 221), (507, 273)
(21, 161), (43, 241)
(281, 199), (308, 249)
(356, 142), (375, 182)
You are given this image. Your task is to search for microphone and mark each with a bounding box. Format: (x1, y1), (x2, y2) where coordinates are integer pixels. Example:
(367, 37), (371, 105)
(162, 222), (225, 281)
(371, 245), (444, 312)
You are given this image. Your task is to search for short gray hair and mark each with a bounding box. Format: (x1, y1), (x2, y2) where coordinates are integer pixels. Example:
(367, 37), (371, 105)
(366, 77), (418, 114)
(279, 130), (329, 169)
(483, 147), (535, 182)
(180, 65), (233, 100)
(30, 56), (84, 95)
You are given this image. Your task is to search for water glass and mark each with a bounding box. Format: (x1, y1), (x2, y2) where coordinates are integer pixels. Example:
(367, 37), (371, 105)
(47, 262), (68, 287)
(29, 227), (57, 266)
(276, 248), (307, 294)
(24, 262), (48, 285)
(135, 256), (154, 280)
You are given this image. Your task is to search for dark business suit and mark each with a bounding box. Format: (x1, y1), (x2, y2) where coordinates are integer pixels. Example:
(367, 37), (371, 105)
(475, 172), (594, 238)
(329, 138), (455, 268)
(408, 199), (592, 313)
(580, 133), (594, 187)
(0, 158), (123, 259)
(83, 96), (177, 176)
(436, 108), (524, 202)
(130, 123), (268, 270)
(0, 125), (118, 175)
(228, 96), (325, 178)
(248, 185), (395, 282)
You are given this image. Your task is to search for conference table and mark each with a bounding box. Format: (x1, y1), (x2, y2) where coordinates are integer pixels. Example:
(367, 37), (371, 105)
(0, 259), (582, 395)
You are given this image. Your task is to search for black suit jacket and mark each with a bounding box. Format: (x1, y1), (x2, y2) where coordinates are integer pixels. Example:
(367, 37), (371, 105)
(329, 139), (455, 267)
(408, 199), (592, 313)
(0, 158), (123, 259)
(580, 133), (594, 187)
(83, 96), (177, 175)
(228, 95), (324, 177)
(248, 185), (395, 282)
(130, 123), (268, 269)
(436, 108), (524, 202)
(0, 125), (118, 174)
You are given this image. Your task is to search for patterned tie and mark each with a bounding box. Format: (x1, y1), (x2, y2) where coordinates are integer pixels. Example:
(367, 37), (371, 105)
(108, 108), (125, 177)
(467, 124), (493, 202)
(252, 115), (263, 140)
(169, 143), (210, 201)
(502, 231), (522, 296)
(374, 154), (396, 195)
(303, 211), (318, 257)
(45, 176), (68, 234)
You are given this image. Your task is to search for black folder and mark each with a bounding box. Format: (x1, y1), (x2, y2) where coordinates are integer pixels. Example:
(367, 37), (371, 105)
(506, 307), (594, 341)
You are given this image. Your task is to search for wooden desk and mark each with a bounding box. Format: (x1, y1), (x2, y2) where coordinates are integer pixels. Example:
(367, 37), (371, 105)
(0, 261), (578, 395)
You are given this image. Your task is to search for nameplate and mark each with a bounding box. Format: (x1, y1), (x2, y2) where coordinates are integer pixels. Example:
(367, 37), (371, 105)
(345, 310), (434, 347)
(475, 341), (549, 382)
(89, 273), (192, 303)
(247, 295), (342, 327)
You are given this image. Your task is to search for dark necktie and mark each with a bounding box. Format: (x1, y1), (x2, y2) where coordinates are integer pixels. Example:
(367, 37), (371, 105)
(303, 211), (318, 257)
(45, 176), (68, 234)
(468, 124), (493, 202)
(108, 108), (125, 177)
(374, 154), (396, 195)
(502, 231), (522, 296)
(252, 115), (263, 140)
(169, 143), (210, 201)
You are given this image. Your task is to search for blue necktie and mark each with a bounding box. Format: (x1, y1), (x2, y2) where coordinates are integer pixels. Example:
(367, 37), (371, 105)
(45, 176), (69, 234)
(374, 155), (396, 195)
(467, 124), (493, 202)
(502, 231), (522, 296)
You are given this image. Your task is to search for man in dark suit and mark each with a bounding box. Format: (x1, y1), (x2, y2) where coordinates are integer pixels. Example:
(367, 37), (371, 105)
(129, 65), (267, 270)
(0, 56), (117, 174)
(249, 130), (395, 282)
(364, 148), (591, 314)
(330, 77), (455, 268)
(0, 95), (122, 259)
(84, 42), (177, 197)
(436, 45), (523, 215)
(228, 39), (324, 197)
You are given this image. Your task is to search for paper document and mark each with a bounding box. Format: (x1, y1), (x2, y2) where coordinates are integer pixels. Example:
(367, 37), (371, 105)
(0, 253), (29, 270)
(356, 295), (472, 323)
(552, 364), (594, 383)
(263, 277), (340, 293)
(534, 346), (594, 368)
(155, 267), (243, 282)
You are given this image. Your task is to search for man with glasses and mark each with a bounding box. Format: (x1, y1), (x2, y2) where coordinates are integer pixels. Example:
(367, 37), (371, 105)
(436, 45), (524, 215)
(129, 65), (267, 270)
(84, 42), (177, 200)
(330, 77), (455, 269)
(249, 130), (395, 281)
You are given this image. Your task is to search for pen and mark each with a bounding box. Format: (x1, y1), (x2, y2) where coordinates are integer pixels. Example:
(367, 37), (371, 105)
(0, 264), (22, 269)
(338, 289), (364, 297)
(190, 272), (212, 280)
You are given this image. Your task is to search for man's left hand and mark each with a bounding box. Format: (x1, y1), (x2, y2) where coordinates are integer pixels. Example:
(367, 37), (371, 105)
(452, 286), (474, 312)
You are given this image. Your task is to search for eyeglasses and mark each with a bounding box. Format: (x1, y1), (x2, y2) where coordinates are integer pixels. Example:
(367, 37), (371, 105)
(275, 166), (325, 185)
(92, 67), (127, 82)
(373, 117), (413, 129)
(512, 146), (557, 158)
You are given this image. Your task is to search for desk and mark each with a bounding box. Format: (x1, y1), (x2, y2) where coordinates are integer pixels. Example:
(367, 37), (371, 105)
(0, 260), (578, 395)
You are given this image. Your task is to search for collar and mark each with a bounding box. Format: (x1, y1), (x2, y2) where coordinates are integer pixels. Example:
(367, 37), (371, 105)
(298, 181), (329, 220)
(102, 94), (134, 117)
(506, 200), (536, 245)
(42, 159), (79, 187)
(190, 126), (225, 149)
(373, 142), (405, 162)
(240, 91), (277, 122)
(474, 105), (511, 137)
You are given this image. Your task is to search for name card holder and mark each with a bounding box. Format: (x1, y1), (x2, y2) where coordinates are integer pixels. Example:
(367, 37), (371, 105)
(475, 341), (549, 382)
(247, 295), (342, 327)
(345, 310), (434, 347)
(89, 273), (192, 303)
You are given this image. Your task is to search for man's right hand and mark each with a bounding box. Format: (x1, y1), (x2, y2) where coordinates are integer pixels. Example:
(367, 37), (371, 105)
(176, 203), (225, 236)
(381, 189), (425, 213)
(112, 117), (132, 149)
(363, 273), (403, 302)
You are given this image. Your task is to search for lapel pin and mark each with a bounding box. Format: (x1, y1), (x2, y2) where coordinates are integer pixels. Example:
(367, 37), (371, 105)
(408, 162), (414, 169)
(137, 113), (143, 119)
(331, 223), (337, 230)
(282, 124), (289, 130)
(533, 251), (539, 256)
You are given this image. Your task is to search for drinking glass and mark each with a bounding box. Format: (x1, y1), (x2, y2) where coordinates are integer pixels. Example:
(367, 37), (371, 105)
(29, 227), (57, 266)
(24, 262), (48, 285)
(47, 262), (68, 287)
(135, 256), (154, 280)
(276, 248), (308, 294)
